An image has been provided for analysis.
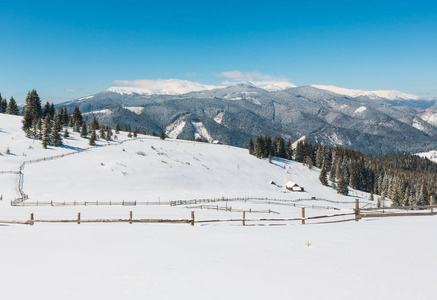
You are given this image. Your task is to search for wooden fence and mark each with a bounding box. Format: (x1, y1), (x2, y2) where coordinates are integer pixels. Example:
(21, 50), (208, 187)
(0, 209), (356, 226)
(11, 197), (344, 211)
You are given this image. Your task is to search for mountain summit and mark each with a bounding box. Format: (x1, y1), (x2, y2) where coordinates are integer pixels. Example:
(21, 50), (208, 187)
(311, 85), (419, 100)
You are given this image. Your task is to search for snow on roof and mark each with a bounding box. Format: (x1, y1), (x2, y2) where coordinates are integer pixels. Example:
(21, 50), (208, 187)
(286, 181), (299, 188)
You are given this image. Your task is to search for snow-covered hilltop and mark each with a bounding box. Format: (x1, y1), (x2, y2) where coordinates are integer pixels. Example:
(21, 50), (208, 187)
(311, 84), (419, 100)
(106, 79), (222, 95)
(0, 113), (364, 204)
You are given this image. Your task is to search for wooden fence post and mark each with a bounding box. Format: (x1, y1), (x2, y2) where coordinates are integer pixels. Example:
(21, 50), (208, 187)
(302, 207), (305, 225)
(77, 213), (81, 224)
(129, 211), (133, 224)
(243, 211), (246, 226)
(30, 213), (34, 226)
(431, 196), (434, 215)
(355, 199), (360, 221)
(191, 211), (195, 226)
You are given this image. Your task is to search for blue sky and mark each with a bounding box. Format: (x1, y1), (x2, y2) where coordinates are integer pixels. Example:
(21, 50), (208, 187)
(1, 0), (436, 103)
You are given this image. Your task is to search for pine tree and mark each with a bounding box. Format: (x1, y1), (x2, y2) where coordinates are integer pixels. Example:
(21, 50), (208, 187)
(6, 96), (19, 115)
(286, 139), (293, 160)
(337, 175), (348, 195)
(115, 123), (120, 134)
(22, 90), (42, 132)
(106, 127), (113, 141)
(160, 131), (165, 140)
(50, 117), (63, 146)
(133, 128), (138, 138)
(0, 93), (6, 113)
(391, 186), (402, 207)
(80, 122), (88, 138)
(369, 191), (374, 201)
(89, 130), (96, 145)
(91, 117), (99, 131)
(49, 103), (55, 119)
(319, 165), (328, 186)
(99, 125), (106, 140)
(247, 137), (254, 155)
(42, 101), (50, 118)
(72, 107), (83, 131)
(151, 131), (156, 137)
(64, 128), (70, 138)
(254, 136), (265, 158)
(42, 115), (51, 149)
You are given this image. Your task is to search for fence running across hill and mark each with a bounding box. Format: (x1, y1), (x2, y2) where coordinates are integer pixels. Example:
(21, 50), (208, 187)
(11, 197), (346, 211)
(10, 135), (242, 206)
(3, 198), (436, 227)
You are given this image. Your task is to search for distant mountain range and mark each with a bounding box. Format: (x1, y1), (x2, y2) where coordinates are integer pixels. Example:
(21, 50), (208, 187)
(58, 82), (437, 156)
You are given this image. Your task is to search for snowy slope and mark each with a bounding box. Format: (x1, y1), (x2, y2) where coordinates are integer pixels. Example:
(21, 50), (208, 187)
(1, 113), (436, 300)
(312, 84), (419, 100)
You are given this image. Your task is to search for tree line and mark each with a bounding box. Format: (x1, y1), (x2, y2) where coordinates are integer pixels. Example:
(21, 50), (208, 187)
(248, 137), (437, 206)
(0, 93), (20, 115)
(16, 89), (167, 148)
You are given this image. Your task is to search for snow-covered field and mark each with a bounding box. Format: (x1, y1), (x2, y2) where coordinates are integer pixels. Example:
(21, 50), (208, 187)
(1, 113), (436, 299)
(417, 149), (437, 163)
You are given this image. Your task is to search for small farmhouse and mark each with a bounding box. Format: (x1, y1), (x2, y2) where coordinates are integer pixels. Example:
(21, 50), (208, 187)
(286, 181), (304, 192)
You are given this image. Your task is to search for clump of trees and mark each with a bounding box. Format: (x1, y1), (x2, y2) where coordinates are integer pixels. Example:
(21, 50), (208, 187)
(294, 139), (436, 204)
(247, 135), (293, 160)
(247, 136), (437, 205)
(0, 93), (20, 115)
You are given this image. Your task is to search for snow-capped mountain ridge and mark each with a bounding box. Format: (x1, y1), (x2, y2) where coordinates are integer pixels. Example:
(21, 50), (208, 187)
(311, 85), (419, 100)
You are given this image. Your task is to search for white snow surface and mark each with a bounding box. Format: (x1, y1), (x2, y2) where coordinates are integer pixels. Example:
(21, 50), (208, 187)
(165, 117), (186, 139)
(312, 85), (419, 100)
(1, 113), (436, 300)
(417, 149), (437, 163)
(123, 106), (144, 114)
(412, 118), (426, 132)
(214, 112), (224, 124)
(83, 109), (111, 115)
(191, 121), (217, 143)
(353, 106), (367, 114)
(253, 80), (297, 91)
(108, 79), (222, 95)
(77, 95), (94, 101)
(420, 111), (437, 126)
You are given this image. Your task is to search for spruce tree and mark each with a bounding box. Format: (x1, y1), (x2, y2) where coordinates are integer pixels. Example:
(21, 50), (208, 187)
(90, 117), (98, 130)
(49, 103), (55, 118)
(160, 131), (165, 140)
(6, 97), (19, 115)
(0, 93), (6, 113)
(106, 127), (113, 141)
(42, 101), (50, 118)
(133, 128), (138, 138)
(286, 139), (293, 160)
(115, 123), (120, 134)
(337, 175), (348, 195)
(99, 125), (106, 140)
(50, 117), (63, 146)
(151, 131), (156, 137)
(42, 115), (51, 149)
(319, 166), (328, 186)
(64, 128), (70, 138)
(89, 130), (96, 145)
(80, 122), (88, 138)
(254, 136), (265, 158)
(22, 90), (42, 132)
(247, 137), (254, 155)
